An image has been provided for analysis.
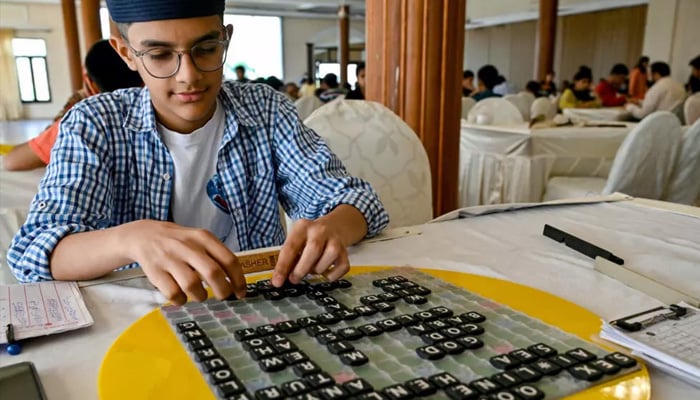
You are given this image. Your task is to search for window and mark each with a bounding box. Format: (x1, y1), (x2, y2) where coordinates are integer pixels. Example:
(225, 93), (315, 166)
(317, 63), (358, 88)
(12, 38), (51, 103)
(100, 8), (111, 39)
(223, 15), (283, 81)
(98, 11), (284, 81)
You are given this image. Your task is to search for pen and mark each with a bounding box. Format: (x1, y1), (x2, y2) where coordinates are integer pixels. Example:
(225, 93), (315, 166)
(5, 323), (22, 356)
(543, 224), (624, 265)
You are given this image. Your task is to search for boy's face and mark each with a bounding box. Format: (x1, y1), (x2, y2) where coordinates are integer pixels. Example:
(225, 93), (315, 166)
(357, 69), (366, 90)
(610, 74), (627, 87)
(574, 78), (591, 91)
(112, 16), (230, 133)
(462, 76), (473, 89)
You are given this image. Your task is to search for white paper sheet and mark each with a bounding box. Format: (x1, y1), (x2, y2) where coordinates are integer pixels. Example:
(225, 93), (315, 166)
(600, 302), (700, 388)
(0, 281), (93, 343)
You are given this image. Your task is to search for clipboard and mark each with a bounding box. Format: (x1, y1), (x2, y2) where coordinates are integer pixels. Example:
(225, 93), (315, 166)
(600, 301), (700, 388)
(610, 303), (689, 332)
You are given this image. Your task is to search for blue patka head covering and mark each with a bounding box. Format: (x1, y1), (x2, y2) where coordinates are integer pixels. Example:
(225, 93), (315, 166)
(107, 0), (226, 23)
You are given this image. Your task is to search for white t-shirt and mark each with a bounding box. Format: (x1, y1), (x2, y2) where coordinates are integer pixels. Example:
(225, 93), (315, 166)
(158, 100), (239, 252)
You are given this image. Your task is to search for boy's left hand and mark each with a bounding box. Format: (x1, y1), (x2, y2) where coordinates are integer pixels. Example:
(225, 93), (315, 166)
(271, 205), (368, 287)
(272, 219), (349, 286)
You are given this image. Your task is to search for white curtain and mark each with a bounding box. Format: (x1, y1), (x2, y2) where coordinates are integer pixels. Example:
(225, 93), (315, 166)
(0, 29), (23, 121)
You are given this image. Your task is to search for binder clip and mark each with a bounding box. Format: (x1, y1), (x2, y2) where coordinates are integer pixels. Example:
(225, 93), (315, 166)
(613, 304), (688, 332)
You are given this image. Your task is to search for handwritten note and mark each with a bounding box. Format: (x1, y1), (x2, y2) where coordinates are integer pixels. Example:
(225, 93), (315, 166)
(0, 281), (93, 343)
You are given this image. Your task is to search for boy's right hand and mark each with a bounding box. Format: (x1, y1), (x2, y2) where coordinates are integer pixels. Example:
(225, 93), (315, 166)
(126, 220), (246, 305)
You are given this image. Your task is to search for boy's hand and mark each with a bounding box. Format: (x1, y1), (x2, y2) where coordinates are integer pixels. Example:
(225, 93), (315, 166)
(128, 220), (247, 305)
(272, 205), (368, 287)
(272, 219), (350, 287)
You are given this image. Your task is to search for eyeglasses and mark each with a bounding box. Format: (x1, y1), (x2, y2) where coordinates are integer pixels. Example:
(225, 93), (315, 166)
(128, 31), (230, 79)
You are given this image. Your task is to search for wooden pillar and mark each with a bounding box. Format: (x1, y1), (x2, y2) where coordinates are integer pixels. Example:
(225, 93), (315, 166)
(338, 5), (350, 86)
(62, 0), (82, 91)
(535, 0), (558, 80)
(366, 0), (466, 217)
(81, 0), (102, 49)
(306, 42), (315, 83)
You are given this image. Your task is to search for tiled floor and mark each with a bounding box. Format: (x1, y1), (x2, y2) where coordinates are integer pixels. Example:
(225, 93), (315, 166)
(0, 119), (52, 145)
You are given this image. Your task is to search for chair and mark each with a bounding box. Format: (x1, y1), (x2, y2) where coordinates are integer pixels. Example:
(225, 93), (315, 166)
(294, 96), (324, 122)
(669, 100), (685, 124)
(684, 93), (700, 125)
(664, 118), (700, 205)
(461, 97), (476, 120)
(504, 94), (530, 121)
(517, 92), (535, 119)
(518, 91), (536, 105)
(303, 100), (433, 228)
(530, 97), (557, 121)
(467, 98), (524, 125)
(543, 111), (683, 201)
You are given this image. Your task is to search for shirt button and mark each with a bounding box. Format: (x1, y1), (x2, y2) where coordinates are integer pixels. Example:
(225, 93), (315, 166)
(37, 201), (47, 209)
(162, 173), (171, 181)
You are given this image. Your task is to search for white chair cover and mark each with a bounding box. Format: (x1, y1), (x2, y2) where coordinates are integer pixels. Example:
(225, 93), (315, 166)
(665, 119), (700, 205)
(294, 96), (323, 122)
(518, 91), (536, 105)
(684, 93), (700, 125)
(530, 97), (557, 121)
(548, 98), (560, 120)
(517, 92), (535, 120)
(669, 100), (685, 123)
(304, 100), (433, 228)
(503, 94), (530, 121)
(543, 177), (607, 201)
(602, 111), (682, 198)
(461, 97), (476, 119)
(543, 111), (682, 201)
(467, 98), (524, 125)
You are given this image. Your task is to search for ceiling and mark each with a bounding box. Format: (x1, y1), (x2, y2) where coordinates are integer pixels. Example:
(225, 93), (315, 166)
(222, 0), (648, 26)
(5, 0), (649, 26)
(225, 0), (366, 19)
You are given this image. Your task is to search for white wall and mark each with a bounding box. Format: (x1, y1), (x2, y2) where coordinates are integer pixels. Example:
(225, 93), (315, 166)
(464, 5), (647, 91)
(643, 0), (700, 83)
(282, 17), (365, 83)
(0, 2), (73, 119)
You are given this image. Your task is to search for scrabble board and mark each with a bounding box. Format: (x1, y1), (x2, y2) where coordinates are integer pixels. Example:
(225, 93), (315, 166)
(99, 267), (649, 400)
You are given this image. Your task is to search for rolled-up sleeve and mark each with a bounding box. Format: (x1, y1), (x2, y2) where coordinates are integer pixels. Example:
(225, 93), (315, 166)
(272, 96), (389, 237)
(7, 107), (114, 282)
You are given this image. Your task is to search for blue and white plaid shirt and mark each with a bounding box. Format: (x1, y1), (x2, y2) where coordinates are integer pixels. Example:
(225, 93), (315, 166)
(8, 82), (389, 282)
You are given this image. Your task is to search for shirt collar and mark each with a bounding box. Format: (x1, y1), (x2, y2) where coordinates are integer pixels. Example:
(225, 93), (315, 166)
(218, 82), (262, 127)
(123, 83), (262, 134)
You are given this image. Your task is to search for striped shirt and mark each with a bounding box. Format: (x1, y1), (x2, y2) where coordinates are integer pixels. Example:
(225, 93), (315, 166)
(8, 82), (389, 282)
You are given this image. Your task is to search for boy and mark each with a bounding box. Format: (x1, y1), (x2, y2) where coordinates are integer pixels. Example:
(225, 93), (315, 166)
(3, 40), (143, 171)
(8, 0), (388, 305)
(345, 62), (366, 100)
(471, 65), (501, 102)
(595, 64), (629, 107)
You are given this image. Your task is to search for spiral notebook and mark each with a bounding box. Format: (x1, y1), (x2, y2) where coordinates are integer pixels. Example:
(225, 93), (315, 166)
(600, 302), (700, 387)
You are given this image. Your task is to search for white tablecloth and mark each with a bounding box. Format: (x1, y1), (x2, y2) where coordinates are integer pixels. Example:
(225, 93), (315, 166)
(459, 122), (634, 207)
(0, 120), (52, 146)
(1, 199), (699, 400)
(0, 165), (44, 209)
(0, 160), (46, 282)
(563, 107), (633, 123)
